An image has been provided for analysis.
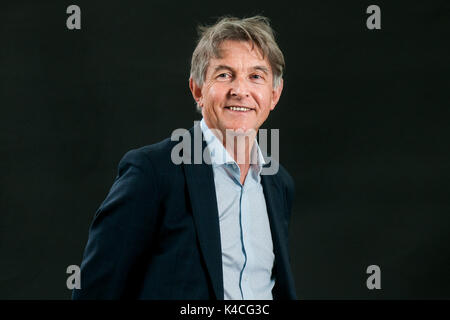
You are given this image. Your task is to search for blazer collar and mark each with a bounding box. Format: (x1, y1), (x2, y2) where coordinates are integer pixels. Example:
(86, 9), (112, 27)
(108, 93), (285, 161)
(182, 123), (224, 299)
(261, 165), (297, 299)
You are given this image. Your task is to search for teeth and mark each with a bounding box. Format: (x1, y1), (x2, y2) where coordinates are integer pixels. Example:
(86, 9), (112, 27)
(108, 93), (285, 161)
(229, 106), (250, 111)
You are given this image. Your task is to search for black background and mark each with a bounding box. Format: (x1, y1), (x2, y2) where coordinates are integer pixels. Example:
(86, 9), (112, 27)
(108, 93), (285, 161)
(1, 0), (449, 299)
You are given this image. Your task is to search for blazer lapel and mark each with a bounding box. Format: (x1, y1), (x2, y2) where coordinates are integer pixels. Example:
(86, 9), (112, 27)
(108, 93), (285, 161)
(261, 172), (297, 299)
(182, 124), (224, 300)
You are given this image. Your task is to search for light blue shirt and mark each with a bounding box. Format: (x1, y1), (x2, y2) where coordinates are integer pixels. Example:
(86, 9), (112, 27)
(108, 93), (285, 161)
(200, 118), (275, 300)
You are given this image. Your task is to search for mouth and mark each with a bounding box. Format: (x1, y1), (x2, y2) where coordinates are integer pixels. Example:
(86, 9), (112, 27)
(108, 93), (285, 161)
(224, 106), (254, 112)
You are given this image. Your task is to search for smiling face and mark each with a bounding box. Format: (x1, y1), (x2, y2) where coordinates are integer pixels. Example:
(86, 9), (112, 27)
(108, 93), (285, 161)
(190, 40), (283, 139)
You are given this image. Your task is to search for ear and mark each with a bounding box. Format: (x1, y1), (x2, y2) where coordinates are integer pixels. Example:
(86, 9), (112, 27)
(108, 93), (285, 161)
(269, 78), (283, 111)
(189, 77), (203, 107)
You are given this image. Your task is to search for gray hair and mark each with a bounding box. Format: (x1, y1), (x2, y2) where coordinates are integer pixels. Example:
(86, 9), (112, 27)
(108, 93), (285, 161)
(190, 15), (285, 91)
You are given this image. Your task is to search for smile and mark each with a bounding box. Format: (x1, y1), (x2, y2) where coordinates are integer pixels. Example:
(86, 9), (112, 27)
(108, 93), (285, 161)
(225, 106), (254, 112)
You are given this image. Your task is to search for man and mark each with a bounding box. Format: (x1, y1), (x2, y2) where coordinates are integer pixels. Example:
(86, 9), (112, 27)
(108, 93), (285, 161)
(73, 15), (296, 300)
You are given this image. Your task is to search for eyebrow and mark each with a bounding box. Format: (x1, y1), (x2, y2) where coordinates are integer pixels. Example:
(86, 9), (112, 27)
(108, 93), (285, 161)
(213, 65), (234, 74)
(213, 65), (270, 75)
(251, 66), (270, 75)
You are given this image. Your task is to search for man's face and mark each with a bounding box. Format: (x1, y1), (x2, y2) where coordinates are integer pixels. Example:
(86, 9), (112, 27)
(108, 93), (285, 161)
(190, 40), (283, 138)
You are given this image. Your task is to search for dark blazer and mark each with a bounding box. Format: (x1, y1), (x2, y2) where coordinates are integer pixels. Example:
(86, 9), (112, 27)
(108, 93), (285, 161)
(73, 124), (296, 300)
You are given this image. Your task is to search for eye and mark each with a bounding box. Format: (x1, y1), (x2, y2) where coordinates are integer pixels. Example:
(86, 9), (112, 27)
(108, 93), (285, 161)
(251, 74), (264, 80)
(217, 73), (230, 79)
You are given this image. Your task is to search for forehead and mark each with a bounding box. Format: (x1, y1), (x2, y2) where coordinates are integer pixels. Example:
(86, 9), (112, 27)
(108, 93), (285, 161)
(210, 40), (270, 68)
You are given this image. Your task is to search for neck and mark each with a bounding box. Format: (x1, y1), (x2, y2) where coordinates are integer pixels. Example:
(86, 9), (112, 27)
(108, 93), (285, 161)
(223, 130), (257, 185)
(203, 120), (259, 184)
(222, 132), (256, 165)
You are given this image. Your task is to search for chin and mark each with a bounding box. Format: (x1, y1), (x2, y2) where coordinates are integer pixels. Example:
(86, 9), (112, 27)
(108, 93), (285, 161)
(225, 123), (256, 134)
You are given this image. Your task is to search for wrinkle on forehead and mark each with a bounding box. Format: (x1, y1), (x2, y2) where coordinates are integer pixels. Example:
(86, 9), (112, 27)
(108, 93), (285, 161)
(213, 40), (265, 60)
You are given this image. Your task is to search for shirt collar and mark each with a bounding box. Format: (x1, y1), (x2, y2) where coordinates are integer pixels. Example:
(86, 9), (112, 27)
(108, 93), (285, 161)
(200, 118), (266, 173)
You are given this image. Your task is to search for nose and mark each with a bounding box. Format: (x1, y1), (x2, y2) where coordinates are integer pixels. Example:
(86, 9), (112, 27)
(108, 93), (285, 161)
(229, 77), (249, 98)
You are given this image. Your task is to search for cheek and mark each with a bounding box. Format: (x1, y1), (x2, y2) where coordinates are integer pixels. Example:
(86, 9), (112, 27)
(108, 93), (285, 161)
(204, 84), (227, 106)
(254, 89), (273, 111)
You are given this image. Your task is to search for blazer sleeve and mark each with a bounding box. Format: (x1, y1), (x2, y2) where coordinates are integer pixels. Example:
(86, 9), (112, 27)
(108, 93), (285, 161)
(72, 148), (160, 299)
